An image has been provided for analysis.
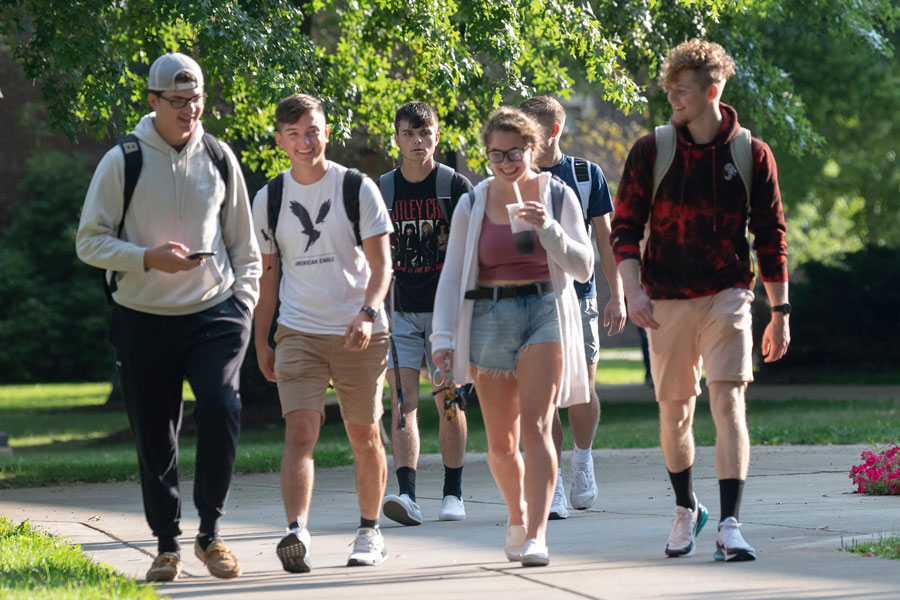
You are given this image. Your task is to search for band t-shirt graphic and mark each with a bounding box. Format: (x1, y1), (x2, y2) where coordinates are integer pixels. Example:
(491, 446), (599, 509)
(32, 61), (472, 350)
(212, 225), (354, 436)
(388, 166), (472, 313)
(251, 162), (392, 335)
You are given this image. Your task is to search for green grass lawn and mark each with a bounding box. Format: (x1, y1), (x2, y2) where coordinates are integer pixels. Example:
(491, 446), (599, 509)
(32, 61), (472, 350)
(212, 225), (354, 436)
(1, 350), (898, 488)
(0, 516), (157, 599)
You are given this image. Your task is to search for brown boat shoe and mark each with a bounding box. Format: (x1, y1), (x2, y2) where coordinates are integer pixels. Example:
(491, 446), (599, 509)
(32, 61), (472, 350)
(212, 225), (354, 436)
(194, 537), (242, 579)
(146, 551), (182, 581)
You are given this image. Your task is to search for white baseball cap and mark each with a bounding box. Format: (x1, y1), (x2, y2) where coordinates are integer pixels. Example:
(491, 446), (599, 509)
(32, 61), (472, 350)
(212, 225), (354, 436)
(148, 52), (204, 91)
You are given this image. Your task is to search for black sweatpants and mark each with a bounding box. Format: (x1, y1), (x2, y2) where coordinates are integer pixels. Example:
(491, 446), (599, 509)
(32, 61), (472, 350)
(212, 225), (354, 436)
(109, 295), (251, 542)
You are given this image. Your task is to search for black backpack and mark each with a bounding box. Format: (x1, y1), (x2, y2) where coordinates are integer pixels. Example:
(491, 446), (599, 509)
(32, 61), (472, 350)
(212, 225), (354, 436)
(104, 133), (229, 301)
(263, 168), (367, 259)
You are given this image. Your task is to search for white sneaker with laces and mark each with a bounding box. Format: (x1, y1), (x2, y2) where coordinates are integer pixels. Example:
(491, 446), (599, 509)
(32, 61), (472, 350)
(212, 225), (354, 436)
(569, 459), (598, 510)
(504, 524), (527, 561)
(521, 538), (550, 567)
(277, 525), (311, 573)
(382, 493), (422, 526)
(346, 527), (387, 566)
(665, 494), (708, 557)
(715, 516), (757, 561)
(438, 495), (466, 521)
(549, 473), (569, 520)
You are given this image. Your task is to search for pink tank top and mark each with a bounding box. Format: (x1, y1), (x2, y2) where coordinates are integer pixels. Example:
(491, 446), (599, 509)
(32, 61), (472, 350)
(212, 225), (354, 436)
(478, 213), (550, 281)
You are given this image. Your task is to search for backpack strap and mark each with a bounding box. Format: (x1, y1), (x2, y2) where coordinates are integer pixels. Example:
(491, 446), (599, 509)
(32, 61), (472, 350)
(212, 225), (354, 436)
(106, 134), (143, 300)
(571, 157), (591, 221)
(378, 170), (396, 212)
(731, 127), (753, 207)
(548, 176), (565, 221)
(201, 133), (229, 189)
(435, 163), (455, 222)
(343, 168), (366, 246)
(265, 173), (285, 258)
(652, 124), (676, 203)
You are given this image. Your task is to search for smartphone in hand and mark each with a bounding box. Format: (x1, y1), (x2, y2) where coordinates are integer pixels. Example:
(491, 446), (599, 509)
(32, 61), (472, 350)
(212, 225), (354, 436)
(187, 250), (216, 260)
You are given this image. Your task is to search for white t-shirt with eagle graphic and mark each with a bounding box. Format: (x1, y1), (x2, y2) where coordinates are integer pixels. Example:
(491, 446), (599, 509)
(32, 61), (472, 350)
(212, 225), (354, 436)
(252, 162), (392, 335)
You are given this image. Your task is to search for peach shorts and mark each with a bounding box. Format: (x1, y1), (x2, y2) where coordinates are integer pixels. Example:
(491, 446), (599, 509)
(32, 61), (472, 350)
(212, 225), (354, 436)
(274, 324), (388, 425)
(647, 288), (754, 402)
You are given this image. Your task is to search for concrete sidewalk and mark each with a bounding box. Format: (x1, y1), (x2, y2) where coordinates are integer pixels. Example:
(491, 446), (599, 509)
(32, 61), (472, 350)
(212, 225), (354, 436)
(2, 445), (899, 599)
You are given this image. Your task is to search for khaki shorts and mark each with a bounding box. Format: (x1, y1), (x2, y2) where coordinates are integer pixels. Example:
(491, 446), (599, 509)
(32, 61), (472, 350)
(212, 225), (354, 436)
(274, 324), (388, 425)
(648, 288), (754, 402)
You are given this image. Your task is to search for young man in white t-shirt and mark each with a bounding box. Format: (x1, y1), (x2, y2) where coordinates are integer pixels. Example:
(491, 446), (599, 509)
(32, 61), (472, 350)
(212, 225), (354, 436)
(252, 94), (393, 572)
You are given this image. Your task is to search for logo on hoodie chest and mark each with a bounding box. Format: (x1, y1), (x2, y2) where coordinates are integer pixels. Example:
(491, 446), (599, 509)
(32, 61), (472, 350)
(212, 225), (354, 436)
(723, 163), (739, 181)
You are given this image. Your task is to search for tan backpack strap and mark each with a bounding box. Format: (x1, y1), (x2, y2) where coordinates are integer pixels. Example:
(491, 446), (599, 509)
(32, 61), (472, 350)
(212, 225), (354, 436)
(652, 124), (676, 204)
(731, 127), (753, 207)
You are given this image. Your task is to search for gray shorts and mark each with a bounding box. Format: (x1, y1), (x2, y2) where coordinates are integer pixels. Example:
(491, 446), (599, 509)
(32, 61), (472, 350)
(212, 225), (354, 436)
(386, 311), (437, 373)
(580, 297), (600, 365)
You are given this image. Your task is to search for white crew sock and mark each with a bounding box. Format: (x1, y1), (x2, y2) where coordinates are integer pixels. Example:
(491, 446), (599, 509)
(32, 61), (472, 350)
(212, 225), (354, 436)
(572, 443), (592, 466)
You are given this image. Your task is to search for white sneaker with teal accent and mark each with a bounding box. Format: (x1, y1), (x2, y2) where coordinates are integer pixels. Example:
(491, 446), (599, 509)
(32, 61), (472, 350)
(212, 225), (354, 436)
(665, 495), (708, 557)
(715, 516), (757, 561)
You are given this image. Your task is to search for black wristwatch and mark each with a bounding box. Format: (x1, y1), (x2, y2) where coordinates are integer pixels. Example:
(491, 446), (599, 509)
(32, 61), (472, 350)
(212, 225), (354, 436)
(360, 305), (378, 321)
(772, 303), (792, 315)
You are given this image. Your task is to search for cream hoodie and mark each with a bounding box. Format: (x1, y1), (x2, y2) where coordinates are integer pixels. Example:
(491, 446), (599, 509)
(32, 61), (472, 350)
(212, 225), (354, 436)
(76, 114), (261, 316)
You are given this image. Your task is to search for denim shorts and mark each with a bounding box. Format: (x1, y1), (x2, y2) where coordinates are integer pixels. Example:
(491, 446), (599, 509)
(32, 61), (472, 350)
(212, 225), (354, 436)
(386, 311), (436, 372)
(469, 291), (560, 372)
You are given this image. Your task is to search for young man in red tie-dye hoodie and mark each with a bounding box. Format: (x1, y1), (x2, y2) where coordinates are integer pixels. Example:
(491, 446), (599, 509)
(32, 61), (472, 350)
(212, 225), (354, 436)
(612, 39), (791, 563)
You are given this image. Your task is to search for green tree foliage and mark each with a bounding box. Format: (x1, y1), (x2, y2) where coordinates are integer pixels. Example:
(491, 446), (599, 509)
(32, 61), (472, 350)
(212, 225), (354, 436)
(3, 0), (896, 175)
(0, 151), (111, 382)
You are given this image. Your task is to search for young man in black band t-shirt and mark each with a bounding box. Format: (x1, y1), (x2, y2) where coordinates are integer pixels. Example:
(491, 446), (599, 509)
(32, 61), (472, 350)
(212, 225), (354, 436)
(379, 102), (473, 525)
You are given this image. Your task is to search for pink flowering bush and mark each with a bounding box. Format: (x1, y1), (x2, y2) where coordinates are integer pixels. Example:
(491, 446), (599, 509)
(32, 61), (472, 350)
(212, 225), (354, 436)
(849, 442), (900, 495)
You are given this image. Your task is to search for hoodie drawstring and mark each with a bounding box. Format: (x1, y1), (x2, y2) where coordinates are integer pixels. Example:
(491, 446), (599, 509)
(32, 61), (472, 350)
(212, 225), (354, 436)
(712, 147), (718, 233)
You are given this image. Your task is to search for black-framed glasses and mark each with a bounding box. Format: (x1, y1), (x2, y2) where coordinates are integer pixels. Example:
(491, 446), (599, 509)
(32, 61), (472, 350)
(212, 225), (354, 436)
(150, 91), (207, 109)
(487, 147), (526, 163)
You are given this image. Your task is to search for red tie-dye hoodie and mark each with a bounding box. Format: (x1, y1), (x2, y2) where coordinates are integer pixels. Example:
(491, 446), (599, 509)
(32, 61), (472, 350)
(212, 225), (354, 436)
(611, 103), (788, 300)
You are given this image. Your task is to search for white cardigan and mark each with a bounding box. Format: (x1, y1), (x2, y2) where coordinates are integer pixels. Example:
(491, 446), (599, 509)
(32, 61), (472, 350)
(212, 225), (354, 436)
(430, 172), (595, 407)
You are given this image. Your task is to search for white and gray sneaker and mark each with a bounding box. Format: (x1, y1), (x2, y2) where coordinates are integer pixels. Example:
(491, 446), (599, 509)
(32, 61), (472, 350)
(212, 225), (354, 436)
(438, 495), (466, 521)
(715, 516), (757, 562)
(277, 525), (311, 573)
(382, 493), (422, 526)
(347, 527), (387, 566)
(548, 473), (569, 520)
(569, 459), (598, 510)
(665, 494), (708, 557)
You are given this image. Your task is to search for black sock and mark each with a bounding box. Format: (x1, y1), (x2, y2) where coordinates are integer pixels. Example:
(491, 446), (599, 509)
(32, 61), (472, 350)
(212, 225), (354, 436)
(719, 479), (745, 521)
(443, 465), (463, 499)
(195, 532), (218, 552)
(288, 520), (300, 531)
(360, 517), (379, 530)
(397, 466), (417, 502)
(668, 466), (695, 510)
(158, 536), (180, 554)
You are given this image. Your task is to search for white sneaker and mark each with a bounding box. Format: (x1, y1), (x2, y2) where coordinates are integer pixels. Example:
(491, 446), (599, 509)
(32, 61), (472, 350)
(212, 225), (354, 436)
(346, 527), (387, 566)
(277, 525), (311, 573)
(715, 516), (757, 562)
(569, 459), (598, 510)
(521, 538), (550, 567)
(504, 524), (527, 561)
(438, 495), (466, 521)
(548, 473), (568, 520)
(665, 494), (708, 557)
(382, 493), (422, 526)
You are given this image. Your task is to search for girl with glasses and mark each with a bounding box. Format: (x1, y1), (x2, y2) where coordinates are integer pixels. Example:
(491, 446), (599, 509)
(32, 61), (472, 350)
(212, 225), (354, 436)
(430, 107), (594, 566)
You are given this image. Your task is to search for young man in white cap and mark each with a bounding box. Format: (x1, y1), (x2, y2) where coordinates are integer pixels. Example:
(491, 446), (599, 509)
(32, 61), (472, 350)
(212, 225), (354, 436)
(76, 52), (261, 581)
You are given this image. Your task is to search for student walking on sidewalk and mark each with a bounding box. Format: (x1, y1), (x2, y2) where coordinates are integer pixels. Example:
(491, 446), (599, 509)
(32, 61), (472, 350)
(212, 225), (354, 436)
(431, 108), (593, 566)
